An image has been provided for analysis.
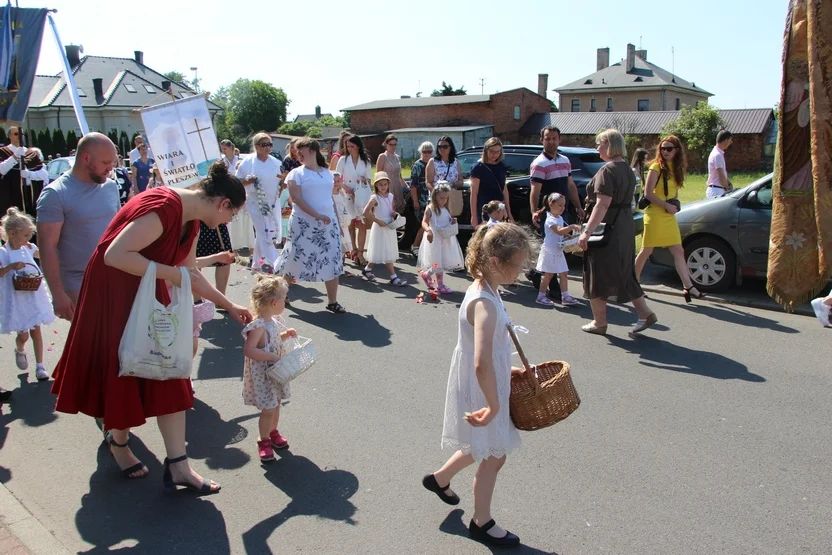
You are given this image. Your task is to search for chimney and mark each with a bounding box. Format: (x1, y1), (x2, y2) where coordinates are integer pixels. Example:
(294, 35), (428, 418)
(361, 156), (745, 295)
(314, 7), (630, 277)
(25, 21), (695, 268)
(635, 49), (647, 61)
(134, 50), (144, 65)
(315, 105), (321, 119)
(161, 80), (171, 92)
(537, 74), (548, 98)
(92, 78), (103, 100)
(626, 43), (636, 73)
(65, 45), (81, 70)
(596, 47), (610, 71)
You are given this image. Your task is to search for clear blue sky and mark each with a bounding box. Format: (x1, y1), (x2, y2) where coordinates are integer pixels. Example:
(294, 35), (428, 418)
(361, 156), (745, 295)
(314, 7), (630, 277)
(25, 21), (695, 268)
(28, 0), (787, 118)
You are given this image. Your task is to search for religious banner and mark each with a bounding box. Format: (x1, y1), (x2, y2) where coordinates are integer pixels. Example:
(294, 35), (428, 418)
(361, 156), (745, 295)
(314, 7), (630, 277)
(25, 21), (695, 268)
(140, 94), (220, 189)
(0, 7), (48, 125)
(767, 0), (832, 312)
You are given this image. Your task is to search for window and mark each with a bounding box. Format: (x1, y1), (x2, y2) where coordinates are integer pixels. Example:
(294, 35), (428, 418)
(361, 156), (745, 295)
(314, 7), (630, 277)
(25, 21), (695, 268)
(590, 98), (596, 112)
(675, 98), (681, 110)
(571, 99), (580, 112)
(143, 84), (155, 93)
(76, 87), (86, 97)
(607, 97), (613, 111)
(124, 84), (137, 93)
(637, 99), (649, 111)
(513, 106), (520, 120)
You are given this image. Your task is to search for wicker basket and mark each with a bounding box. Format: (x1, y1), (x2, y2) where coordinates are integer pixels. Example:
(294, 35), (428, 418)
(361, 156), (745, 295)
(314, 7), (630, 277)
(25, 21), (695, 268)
(561, 235), (582, 254)
(507, 325), (580, 431)
(12, 263), (43, 291)
(266, 336), (317, 384)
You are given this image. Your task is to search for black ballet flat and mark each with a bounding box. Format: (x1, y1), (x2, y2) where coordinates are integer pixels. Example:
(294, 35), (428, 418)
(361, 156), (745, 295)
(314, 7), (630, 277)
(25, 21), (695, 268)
(422, 473), (460, 505)
(469, 519), (520, 547)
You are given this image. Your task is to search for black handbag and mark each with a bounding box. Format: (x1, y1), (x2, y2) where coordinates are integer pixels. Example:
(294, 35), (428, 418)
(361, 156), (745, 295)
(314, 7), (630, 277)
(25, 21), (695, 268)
(638, 168), (677, 211)
(583, 201), (626, 249)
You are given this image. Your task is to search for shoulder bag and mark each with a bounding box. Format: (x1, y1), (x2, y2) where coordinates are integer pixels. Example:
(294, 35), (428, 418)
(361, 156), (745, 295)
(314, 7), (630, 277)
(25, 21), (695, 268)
(583, 167), (629, 249)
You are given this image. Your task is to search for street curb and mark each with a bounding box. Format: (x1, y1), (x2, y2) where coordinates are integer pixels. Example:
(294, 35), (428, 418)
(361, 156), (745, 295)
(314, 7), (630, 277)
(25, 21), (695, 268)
(0, 481), (71, 555)
(565, 274), (813, 317)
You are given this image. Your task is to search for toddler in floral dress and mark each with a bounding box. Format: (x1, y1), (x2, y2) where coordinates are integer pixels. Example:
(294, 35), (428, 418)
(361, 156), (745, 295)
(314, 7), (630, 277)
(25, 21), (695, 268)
(242, 274), (297, 463)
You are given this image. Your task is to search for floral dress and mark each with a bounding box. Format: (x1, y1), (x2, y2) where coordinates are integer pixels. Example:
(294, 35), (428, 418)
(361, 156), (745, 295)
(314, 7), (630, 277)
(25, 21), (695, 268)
(242, 316), (290, 410)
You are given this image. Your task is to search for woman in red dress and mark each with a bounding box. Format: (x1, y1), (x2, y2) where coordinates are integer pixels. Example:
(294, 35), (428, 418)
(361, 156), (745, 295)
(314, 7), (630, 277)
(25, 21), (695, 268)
(51, 162), (251, 494)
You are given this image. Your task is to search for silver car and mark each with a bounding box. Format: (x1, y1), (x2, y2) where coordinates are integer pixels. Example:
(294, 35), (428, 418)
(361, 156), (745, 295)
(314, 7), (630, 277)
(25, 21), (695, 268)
(650, 173), (773, 292)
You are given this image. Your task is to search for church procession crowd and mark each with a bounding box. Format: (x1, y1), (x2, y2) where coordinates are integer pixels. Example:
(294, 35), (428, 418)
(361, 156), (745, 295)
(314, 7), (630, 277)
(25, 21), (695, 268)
(0, 121), (827, 549)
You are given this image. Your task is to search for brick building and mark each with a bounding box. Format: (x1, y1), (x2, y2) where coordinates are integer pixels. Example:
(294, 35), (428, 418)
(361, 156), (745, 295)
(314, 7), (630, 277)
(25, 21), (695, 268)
(344, 87), (552, 154)
(519, 109), (776, 172)
(555, 44), (712, 113)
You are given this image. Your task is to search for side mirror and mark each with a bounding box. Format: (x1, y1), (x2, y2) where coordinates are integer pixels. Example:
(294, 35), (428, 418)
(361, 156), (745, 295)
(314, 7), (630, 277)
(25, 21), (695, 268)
(746, 190), (758, 205)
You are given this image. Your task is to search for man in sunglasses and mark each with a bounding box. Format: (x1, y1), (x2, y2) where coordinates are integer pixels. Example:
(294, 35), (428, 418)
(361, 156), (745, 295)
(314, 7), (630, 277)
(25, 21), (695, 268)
(0, 127), (48, 218)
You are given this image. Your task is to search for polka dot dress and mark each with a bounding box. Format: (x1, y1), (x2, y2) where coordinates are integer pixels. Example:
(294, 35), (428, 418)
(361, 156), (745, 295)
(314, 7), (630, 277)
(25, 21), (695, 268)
(196, 221), (233, 266)
(241, 316), (291, 410)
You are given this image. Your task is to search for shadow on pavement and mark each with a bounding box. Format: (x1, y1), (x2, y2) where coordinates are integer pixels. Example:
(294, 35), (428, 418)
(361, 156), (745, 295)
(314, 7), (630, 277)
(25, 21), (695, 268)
(196, 315), (246, 381)
(75, 437), (231, 554)
(606, 335), (765, 382)
(185, 398), (251, 471)
(439, 508), (559, 554)
(288, 304), (392, 348)
(648, 296), (799, 334)
(0, 373), (57, 431)
(242, 450), (358, 553)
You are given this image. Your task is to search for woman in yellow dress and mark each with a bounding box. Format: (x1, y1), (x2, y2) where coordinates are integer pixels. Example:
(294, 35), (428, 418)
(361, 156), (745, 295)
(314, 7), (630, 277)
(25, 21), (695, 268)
(635, 135), (706, 303)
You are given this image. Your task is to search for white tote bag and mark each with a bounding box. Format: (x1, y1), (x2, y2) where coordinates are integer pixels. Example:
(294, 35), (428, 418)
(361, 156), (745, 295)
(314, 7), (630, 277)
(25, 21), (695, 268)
(353, 182), (373, 218)
(118, 263), (194, 380)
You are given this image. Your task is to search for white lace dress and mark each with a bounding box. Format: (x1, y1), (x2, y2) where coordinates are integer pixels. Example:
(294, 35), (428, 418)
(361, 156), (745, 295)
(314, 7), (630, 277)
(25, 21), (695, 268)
(417, 205), (464, 272)
(0, 244), (55, 334)
(442, 283), (521, 462)
(241, 316), (291, 410)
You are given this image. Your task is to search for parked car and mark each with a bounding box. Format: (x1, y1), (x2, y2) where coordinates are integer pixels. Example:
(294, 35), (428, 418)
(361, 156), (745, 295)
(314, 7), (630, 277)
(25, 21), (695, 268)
(46, 156), (75, 183)
(649, 173), (774, 292)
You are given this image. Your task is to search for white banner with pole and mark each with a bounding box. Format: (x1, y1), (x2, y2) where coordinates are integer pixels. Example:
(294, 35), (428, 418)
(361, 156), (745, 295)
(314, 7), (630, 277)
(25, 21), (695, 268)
(47, 14), (88, 135)
(140, 95), (220, 189)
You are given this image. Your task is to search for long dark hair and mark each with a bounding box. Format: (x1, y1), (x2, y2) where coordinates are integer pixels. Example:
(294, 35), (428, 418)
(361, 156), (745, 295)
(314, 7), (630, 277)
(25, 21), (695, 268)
(649, 135), (687, 187)
(434, 135), (457, 163)
(296, 137), (327, 168)
(533, 192), (565, 224)
(346, 134), (370, 165)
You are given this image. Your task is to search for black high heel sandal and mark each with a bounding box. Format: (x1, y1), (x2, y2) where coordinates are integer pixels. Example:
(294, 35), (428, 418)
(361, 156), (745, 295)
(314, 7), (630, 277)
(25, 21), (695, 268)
(162, 454), (221, 495)
(683, 286), (707, 304)
(106, 432), (148, 479)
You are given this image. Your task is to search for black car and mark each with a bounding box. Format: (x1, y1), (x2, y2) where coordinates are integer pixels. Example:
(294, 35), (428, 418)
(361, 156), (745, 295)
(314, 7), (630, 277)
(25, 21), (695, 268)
(397, 145), (643, 248)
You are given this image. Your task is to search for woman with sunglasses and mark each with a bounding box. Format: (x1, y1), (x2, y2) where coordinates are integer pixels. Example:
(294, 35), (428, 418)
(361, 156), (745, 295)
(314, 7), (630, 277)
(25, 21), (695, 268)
(235, 132), (282, 272)
(375, 134), (408, 213)
(635, 135), (705, 303)
(426, 135), (463, 194)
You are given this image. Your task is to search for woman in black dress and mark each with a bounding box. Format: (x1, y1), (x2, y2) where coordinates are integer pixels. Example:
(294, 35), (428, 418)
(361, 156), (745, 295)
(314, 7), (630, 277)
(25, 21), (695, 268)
(196, 209), (234, 295)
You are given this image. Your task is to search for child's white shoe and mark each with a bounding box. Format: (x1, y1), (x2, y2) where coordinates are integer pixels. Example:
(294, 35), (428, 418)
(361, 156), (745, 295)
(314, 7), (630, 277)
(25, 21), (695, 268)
(35, 365), (49, 382)
(535, 294), (555, 307)
(811, 298), (830, 327)
(561, 293), (580, 306)
(14, 350), (27, 370)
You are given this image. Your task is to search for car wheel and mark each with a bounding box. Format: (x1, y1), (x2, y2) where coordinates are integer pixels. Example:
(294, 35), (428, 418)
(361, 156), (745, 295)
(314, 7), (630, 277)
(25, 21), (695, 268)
(684, 237), (736, 292)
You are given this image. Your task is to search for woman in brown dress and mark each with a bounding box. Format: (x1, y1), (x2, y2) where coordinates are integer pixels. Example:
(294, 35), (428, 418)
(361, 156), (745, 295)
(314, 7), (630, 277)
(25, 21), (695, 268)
(375, 134), (408, 213)
(578, 129), (657, 337)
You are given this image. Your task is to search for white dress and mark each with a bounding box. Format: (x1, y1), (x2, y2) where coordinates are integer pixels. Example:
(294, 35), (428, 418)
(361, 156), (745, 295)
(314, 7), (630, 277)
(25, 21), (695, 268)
(333, 192), (354, 255)
(442, 283), (521, 462)
(224, 154), (256, 248)
(335, 155), (372, 219)
(536, 213), (569, 274)
(0, 244), (56, 334)
(366, 193), (399, 264)
(241, 316), (290, 410)
(235, 155), (282, 270)
(417, 206), (464, 272)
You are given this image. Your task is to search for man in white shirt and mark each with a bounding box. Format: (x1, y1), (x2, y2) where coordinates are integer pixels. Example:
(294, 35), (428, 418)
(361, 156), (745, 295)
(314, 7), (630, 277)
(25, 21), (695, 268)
(706, 130), (733, 199)
(127, 134), (153, 164)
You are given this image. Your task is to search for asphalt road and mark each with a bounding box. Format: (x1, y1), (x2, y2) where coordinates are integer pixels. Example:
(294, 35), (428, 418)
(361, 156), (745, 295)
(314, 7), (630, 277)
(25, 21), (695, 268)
(0, 258), (829, 555)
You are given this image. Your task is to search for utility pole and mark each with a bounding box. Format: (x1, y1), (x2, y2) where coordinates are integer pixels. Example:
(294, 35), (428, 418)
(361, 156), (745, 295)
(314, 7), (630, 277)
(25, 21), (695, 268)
(479, 77), (486, 95)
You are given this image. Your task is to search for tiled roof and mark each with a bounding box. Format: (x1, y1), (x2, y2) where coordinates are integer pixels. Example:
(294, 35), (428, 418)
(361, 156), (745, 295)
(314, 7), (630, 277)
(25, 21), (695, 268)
(519, 109), (774, 136)
(29, 55), (222, 111)
(555, 56), (711, 96)
(343, 95), (491, 112)
(386, 125), (494, 133)
(294, 113), (332, 122)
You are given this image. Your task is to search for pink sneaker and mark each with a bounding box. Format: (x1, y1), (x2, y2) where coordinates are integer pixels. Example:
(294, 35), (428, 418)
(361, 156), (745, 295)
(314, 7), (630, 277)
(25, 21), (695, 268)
(269, 429), (289, 450)
(420, 271), (435, 289)
(257, 438), (275, 462)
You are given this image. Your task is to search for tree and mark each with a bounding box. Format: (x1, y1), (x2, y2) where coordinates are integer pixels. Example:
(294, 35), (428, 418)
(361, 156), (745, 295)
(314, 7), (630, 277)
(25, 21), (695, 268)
(604, 115), (641, 157)
(39, 128), (52, 158)
(277, 120), (315, 136)
(52, 128), (67, 157)
(431, 82), (467, 97)
(226, 79), (289, 137)
(315, 114), (349, 128)
(163, 71), (192, 90)
(661, 101), (726, 171)
(307, 126), (322, 138)
(106, 129), (119, 147)
(66, 129), (78, 152)
(118, 130), (130, 156)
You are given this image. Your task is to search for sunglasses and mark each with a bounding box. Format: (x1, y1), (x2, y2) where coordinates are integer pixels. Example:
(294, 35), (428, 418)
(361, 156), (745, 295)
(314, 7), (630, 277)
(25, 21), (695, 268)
(438, 144), (450, 149)
(258, 142), (273, 148)
(661, 146), (676, 152)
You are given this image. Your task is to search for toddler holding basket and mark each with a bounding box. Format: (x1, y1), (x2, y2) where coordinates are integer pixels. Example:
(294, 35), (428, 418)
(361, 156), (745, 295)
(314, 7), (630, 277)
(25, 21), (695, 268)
(0, 207), (55, 383)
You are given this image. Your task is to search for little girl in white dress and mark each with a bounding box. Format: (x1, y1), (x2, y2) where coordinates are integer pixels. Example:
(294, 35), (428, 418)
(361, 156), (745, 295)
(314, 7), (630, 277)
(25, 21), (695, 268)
(362, 172), (407, 286)
(417, 184), (464, 294)
(242, 275), (298, 463)
(0, 208), (55, 382)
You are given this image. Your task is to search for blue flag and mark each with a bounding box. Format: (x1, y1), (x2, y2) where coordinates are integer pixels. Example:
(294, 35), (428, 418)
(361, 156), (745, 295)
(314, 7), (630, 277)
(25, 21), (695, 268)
(0, 6), (47, 124)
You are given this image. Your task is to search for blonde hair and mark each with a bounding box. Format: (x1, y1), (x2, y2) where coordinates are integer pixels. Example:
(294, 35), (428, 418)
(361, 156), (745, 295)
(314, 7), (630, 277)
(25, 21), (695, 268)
(465, 222), (537, 280)
(480, 137), (504, 163)
(251, 132), (271, 151)
(249, 274), (288, 316)
(0, 207), (35, 242)
(596, 129), (627, 159)
(429, 183), (452, 216)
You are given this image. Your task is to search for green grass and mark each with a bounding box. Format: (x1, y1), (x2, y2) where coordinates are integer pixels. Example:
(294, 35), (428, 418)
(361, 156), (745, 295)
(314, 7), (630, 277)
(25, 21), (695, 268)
(634, 172), (768, 252)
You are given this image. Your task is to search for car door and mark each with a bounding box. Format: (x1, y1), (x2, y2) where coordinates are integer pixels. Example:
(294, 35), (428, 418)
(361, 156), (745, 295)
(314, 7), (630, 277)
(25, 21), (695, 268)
(736, 178), (773, 275)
